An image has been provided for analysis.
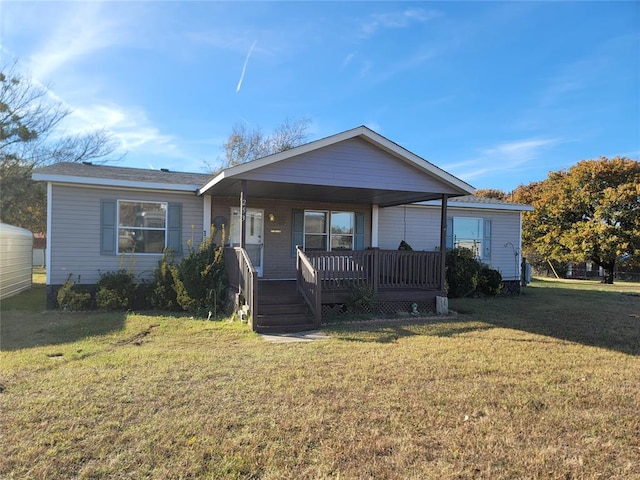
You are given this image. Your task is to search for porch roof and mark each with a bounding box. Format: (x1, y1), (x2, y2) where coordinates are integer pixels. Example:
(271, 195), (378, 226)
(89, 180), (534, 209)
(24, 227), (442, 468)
(198, 126), (475, 207)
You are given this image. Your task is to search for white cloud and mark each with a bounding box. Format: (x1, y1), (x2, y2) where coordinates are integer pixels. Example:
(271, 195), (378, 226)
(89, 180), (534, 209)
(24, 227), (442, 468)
(443, 137), (564, 182)
(342, 53), (355, 67)
(66, 103), (171, 148)
(480, 138), (561, 164)
(359, 8), (443, 37)
(25, 2), (129, 81)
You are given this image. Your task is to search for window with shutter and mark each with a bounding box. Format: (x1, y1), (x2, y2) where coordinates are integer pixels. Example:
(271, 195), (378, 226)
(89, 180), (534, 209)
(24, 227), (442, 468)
(101, 200), (182, 255)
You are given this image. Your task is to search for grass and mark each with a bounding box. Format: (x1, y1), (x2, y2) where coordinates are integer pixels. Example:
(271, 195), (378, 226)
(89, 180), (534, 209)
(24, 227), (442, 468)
(1, 274), (638, 479)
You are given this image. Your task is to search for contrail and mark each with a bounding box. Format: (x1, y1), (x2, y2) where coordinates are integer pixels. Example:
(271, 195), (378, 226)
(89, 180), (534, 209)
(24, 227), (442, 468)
(236, 40), (257, 92)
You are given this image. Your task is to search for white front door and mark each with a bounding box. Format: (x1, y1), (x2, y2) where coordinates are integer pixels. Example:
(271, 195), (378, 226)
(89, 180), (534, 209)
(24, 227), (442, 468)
(230, 208), (264, 276)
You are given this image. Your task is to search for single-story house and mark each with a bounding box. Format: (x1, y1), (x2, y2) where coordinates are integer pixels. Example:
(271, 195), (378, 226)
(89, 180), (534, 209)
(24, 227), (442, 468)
(33, 126), (532, 332)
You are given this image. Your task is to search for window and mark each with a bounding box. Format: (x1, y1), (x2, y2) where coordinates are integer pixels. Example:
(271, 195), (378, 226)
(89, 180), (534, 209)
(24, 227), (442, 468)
(304, 211), (328, 251)
(292, 209), (364, 256)
(330, 211), (354, 250)
(118, 201), (167, 253)
(447, 217), (492, 261)
(453, 217), (483, 257)
(303, 211), (355, 251)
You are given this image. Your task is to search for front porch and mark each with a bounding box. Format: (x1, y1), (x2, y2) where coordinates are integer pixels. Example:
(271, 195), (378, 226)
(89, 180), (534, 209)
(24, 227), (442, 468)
(226, 246), (444, 332)
(204, 127), (475, 332)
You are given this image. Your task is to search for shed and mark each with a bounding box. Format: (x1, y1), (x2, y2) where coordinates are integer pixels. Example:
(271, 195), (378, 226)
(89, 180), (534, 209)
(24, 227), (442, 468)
(0, 223), (34, 299)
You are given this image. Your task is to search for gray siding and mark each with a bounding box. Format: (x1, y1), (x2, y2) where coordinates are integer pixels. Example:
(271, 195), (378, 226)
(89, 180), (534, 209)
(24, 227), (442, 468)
(210, 196), (371, 279)
(49, 184), (203, 285)
(378, 205), (523, 281)
(240, 138), (462, 194)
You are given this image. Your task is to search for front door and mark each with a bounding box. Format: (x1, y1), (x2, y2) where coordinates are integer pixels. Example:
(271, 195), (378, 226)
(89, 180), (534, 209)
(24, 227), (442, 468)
(230, 208), (264, 276)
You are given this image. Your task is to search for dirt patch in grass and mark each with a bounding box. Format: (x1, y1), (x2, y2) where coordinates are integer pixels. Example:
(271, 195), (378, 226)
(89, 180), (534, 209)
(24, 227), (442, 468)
(114, 324), (159, 346)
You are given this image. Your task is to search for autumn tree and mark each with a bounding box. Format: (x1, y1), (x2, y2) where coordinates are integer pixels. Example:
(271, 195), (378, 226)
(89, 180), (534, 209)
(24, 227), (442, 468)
(215, 117), (311, 171)
(513, 157), (640, 283)
(474, 188), (508, 200)
(0, 63), (119, 232)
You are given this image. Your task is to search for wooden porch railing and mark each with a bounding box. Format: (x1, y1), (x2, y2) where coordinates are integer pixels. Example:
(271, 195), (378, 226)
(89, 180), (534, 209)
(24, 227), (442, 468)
(378, 250), (440, 289)
(225, 247), (258, 330)
(296, 246), (322, 326)
(303, 249), (441, 292)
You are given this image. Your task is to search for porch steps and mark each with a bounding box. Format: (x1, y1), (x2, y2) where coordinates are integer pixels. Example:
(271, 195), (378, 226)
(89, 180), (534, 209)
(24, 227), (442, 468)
(256, 280), (317, 333)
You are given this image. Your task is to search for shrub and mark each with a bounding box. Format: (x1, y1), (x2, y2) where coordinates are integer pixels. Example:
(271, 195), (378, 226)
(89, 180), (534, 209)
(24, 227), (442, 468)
(346, 283), (377, 313)
(477, 266), (503, 296)
(446, 248), (480, 298)
(95, 270), (136, 310)
(148, 249), (180, 311)
(172, 234), (227, 316)
(57, 275), (92, 310)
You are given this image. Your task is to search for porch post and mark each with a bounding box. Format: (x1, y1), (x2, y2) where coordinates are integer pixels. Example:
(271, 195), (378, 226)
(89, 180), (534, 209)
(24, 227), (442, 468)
(202, 196), (211, 241)
(439, 194), (449, 293)
(240, 180), (247, 249)
(371, 205), (379, 248)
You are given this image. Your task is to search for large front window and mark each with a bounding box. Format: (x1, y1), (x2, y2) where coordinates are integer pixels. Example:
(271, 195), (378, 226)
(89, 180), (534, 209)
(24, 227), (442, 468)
(304, 211), (355, 251)
(118, 201), (167, 253)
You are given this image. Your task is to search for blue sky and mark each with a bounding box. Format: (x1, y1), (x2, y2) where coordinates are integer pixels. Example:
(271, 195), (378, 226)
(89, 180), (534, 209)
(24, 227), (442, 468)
(1, 1), (638, 192)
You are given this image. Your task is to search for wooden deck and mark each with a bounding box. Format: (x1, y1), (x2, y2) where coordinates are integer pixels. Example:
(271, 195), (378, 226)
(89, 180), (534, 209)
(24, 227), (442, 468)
(227, 247), (445, 332)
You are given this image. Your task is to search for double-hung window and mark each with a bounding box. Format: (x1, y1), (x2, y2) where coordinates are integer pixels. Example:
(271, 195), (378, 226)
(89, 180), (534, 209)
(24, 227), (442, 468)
(118, 201), (167, 253)
(303, 211), (355, 251)
(330, 211), (354, 250)
(292, 209), (364, 255)
(447, 217), (492, 262)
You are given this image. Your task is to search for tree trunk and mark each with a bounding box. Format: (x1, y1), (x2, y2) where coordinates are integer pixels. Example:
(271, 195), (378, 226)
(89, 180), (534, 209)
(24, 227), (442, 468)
(603, 262), (615, 284)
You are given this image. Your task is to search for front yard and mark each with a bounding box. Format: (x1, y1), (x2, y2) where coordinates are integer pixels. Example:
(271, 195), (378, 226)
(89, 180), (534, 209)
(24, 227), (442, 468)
(1, 276), (638, 479)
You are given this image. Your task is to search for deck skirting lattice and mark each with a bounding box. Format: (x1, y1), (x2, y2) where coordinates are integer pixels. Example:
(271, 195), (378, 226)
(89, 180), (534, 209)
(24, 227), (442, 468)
(321, 300), (435, 319)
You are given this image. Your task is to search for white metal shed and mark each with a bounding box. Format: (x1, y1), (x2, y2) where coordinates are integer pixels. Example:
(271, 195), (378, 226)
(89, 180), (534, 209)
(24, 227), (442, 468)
(0, 223), (33, 299)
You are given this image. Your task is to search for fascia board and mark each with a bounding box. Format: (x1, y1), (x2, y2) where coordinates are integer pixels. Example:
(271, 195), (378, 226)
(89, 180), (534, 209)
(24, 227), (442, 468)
(32, 173), (200, 192)
(411, 200), (534, 212)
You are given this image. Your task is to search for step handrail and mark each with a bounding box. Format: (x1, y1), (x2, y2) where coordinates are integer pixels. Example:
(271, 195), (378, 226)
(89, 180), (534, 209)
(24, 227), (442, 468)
(296, 246), (321, 326)
(226, 246), (258, 330)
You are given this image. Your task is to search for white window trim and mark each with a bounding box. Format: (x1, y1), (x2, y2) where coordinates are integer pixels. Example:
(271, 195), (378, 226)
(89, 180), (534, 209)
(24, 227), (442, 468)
(452, 217), (484, 261)
(302, 210), (356, 252)
(117, 199), (168, 255)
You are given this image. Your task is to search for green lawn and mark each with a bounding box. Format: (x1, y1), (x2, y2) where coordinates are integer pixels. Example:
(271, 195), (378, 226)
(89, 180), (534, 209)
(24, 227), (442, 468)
(1, 275), (638, 479)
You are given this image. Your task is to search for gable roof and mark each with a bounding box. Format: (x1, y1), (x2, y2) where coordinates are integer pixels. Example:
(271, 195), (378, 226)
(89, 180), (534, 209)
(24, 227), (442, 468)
(198, 126), (475, 207)
(32, 162), (210, 192)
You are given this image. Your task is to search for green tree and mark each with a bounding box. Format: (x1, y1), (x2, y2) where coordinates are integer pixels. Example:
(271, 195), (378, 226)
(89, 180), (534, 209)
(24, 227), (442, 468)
(513, 157), (640, 283)
(213, 116), (311, 172)
(1, 63), (119, 232)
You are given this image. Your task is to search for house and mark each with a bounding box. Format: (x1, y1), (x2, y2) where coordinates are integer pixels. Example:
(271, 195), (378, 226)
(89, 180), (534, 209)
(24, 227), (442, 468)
(33, 126), (532, 332)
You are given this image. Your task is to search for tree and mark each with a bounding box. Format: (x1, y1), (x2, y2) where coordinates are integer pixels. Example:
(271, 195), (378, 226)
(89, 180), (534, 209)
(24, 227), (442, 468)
(216, 117), (310, 171)
(474, 188), (508, 200)
(513, 157), (640, 283)
(1, 63), (119, 232)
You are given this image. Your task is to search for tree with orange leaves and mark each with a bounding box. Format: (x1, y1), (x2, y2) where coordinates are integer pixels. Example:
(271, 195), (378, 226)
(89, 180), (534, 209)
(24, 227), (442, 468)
(513, 157), (640, 284)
